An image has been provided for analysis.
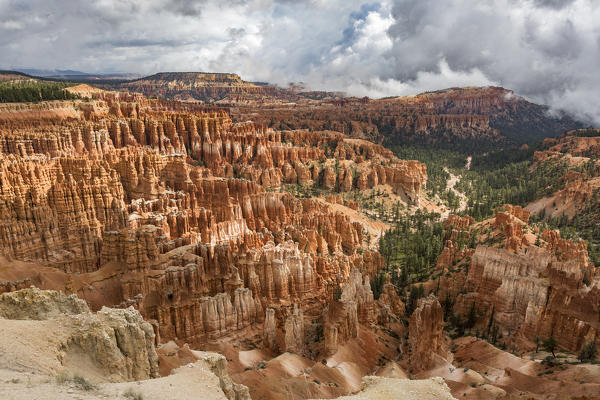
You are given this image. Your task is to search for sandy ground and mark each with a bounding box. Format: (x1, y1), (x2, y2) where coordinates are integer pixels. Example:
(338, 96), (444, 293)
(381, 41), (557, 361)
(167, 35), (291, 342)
(319, 376), (456, 400)
(0, 320), (228, 400)
(419, 196), (449, 216)
(526, 176), (600, 219)
(0, 363), (228, 400)
(230, 326), (402, 399)
(0, 318), (69, 375)
(441, 167), (468, 218)
(317, 197), (391, 249)
(446, 337), (600, 399)
(374, 361), (408, 379)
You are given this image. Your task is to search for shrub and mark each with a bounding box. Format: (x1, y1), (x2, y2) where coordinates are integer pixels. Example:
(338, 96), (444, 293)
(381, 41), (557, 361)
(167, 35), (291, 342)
(579, 341), (598, 362)
(314, 323), (324, 342)
(55, 373), (96, 391)
(55, 372), (69, 385)
(543, 355), (560, 367)
(124, 388), (144, 400)
(72, 375), (96, 391)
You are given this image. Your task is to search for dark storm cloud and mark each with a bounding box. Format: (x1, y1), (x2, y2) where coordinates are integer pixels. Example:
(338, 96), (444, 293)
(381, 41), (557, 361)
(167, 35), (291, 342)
(373, 0), (599, 123)
(0, 0), (598, 124)
(168, 0), (206, 16)
(532, 0), (576, 9)
(523, 18), (581, 60)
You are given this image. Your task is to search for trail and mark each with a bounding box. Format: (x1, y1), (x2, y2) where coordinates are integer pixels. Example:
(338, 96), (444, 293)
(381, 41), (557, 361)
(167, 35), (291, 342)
(465, 156), (472, 170)
(441, 167), (468, 218)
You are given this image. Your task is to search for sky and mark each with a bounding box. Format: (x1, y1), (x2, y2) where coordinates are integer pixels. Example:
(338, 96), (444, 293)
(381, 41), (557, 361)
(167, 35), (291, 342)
(0, 0), (599, 123)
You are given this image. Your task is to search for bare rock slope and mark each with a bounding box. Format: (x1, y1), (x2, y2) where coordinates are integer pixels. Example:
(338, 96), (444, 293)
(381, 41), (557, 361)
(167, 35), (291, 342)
(0, 287), (158, 381)
(0, 287), (249, 400)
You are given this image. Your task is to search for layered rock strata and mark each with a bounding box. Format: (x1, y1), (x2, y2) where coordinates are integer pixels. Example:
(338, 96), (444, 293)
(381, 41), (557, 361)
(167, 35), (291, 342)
(0, 97), (419, 352)
(456, 207), (599, 354)
(232, 86), (581, 144)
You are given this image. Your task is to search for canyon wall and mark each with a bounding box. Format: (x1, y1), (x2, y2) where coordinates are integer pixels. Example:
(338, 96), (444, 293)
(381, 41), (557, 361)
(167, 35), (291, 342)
(232, 86), (582, 143)
(452, 206), (599, 354)
(0, 96), (423, 352)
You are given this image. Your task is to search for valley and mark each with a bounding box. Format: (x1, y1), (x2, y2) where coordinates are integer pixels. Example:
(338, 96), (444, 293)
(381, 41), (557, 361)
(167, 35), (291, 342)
(0, 72), (598, 400)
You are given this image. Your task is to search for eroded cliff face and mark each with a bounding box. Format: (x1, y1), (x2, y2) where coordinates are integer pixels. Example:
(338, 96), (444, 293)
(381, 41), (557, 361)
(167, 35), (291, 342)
(528, 129), (600, 222)
(446, 205), (600, 355)
(0, 96), (422, 356)
(119, 72), (299, 104)
(232, 86), (582, 144)
(539, 129), (600, 159)
(323, 268), (376, 356)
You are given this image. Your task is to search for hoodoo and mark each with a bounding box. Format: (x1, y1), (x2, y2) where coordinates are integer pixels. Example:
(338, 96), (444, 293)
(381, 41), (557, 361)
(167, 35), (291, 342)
(1, 3), (599, 397)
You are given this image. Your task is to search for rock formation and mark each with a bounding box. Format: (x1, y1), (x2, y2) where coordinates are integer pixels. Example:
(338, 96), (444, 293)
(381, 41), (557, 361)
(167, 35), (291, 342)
(0, 78), (596, 400)
(0, 287), (159, 382)
(232, 86), (582, 144)
(194, 352), (251, 400)
(0, 94), (417, 374)
(324, 269), (376, 355)
(529, 129), (600, 220)
(262, 308), (278, 352)
(452, 205), (599, 354)
(0, 286), (89, 319)
(284, 303), (305, 354)
(408, 295), (448, 372)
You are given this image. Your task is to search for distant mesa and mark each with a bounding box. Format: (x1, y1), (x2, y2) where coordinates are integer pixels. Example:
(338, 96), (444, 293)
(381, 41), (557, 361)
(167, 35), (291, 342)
(119, 71), (324, 103)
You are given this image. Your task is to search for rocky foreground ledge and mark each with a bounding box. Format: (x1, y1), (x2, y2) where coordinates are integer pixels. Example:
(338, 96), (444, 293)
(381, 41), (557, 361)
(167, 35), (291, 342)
(0, 287), (455, 400)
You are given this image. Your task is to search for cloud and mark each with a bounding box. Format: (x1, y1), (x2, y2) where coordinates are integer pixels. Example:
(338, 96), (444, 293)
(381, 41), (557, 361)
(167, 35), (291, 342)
(343, 59), (494, 98)
(0, 0), (598, 124)
(168, 0), (206, 16)
(376, 0), (600, 123)
(532, 0), (576, 9)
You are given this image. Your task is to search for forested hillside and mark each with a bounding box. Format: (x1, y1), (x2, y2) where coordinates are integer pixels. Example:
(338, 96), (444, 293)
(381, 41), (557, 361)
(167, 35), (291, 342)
(0, 75), (79, 102)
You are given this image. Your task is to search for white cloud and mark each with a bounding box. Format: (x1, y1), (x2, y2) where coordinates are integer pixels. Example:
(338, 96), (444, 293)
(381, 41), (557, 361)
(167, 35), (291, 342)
(335, 59), (494, 98)
(0, 0), (599, 124)
(0, 20), (23, 30)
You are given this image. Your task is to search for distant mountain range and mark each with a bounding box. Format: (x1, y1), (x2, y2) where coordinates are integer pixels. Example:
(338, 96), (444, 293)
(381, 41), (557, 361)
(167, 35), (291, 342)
(1, 69), (589, 145)
(10, 68), (141, 82)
